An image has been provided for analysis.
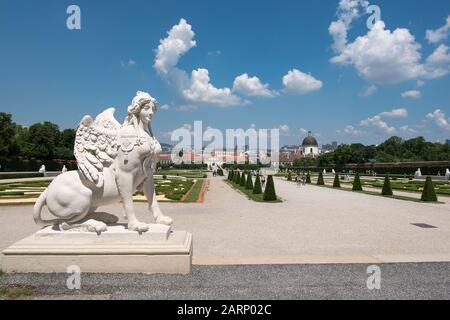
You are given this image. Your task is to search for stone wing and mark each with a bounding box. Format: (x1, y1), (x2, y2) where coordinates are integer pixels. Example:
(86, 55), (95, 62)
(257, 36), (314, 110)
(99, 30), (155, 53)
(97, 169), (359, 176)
(74, 108), (121, 187)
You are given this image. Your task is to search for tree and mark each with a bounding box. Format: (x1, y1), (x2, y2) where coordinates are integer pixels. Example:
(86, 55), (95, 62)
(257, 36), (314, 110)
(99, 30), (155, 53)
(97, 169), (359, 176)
(246, 172), (253, 190)
(240, 171), (246, 187)
(234, 171), (241, 184)
(421, 176), (438, 202)
(333, 174), (341, 188)
(317, 171), (325, 185)
(287, 172), (292, 181)
(306, 171), (311, 184)
(27, 122), (60, 159)
(352, 173), (363, 191)
(381, 176), (393, 196)
(263, 175), (277, 201)
(0, 113), (16, 156)
(253, 175), (262, 194)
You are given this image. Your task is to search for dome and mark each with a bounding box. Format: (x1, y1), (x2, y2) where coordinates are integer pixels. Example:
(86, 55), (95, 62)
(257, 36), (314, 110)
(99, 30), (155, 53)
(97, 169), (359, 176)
(302, 132), (318, 147)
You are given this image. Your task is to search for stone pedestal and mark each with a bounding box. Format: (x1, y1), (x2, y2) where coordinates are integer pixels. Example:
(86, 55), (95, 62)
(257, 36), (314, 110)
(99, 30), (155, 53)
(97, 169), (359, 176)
(1, 224), (193, 274)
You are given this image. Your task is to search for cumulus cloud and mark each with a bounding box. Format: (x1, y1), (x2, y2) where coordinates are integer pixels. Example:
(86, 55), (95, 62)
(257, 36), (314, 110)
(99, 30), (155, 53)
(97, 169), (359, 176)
(232, 73), (277, 97)
(416, 80), (425, 87)
(299, 128), (308, 134)
(344, 125), (364, 136)
(401, 90), (421, 99)
(426, 16), (450, 44)
(359, 85), (377, 97)
(378, 108), (408, 118)
(154, 19), (245, 107)
(360, 115), (396, 134)
(399, 125), (417, 134)
(427, 109), (450, 130)
(329, 3), (450, 84)
(282, 69), (323, 95)
(183, 68), (244, 107)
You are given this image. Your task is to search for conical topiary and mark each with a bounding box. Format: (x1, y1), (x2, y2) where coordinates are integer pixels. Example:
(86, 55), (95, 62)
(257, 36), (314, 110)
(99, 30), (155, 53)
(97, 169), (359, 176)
(287, 172), (292, 181)
(306, 171), (312, 184)
(234, 171), (241, 184)
(317, 171), (325, 186)
(228, 170), (233, 181)
(352, 173), (363, 191)
(240, 171), (246, 187)
(246, 172), (254, 190)
(333, 173), (341, 188)
(253, 175), (262, 194)
(263, 175), (277, 201)
(421, 176), (438, 202)
(381, 176), (393, 196)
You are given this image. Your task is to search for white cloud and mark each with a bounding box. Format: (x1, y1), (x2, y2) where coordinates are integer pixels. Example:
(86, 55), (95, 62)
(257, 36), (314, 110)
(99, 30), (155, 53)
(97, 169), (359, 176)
(427, 109), (450, 130)
(344, 125), (364, 136)
(378, 108), (408, 118)
(401, 90), (422, 99)
(360, 115), (396, 134)
(154, 19), (196, 75)
(416, 80), (425, 87)
(160, 104), (171, 110)
(426, 16), (450, 44)
(426, 44), (450, 66)
(399, 125), (417, 134)
(182, 68), (244, 107)
(121, 59), (137, 67)
(154, 19), (245, 107)
(279, 125), (290, 136)
(359, 85), (377, 97)
(232, 74), (277, 97)
(299, 128), (308, 134)
(282, 69), (323, 95)
(329, 3), (450, 84)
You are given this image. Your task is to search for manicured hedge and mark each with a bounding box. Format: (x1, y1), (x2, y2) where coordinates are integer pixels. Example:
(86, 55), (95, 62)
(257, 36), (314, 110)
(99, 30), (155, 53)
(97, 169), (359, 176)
(333, 174), (341, 188)
(253, 175), (262, 194)
(352, 173), (363, 191)
(263, 175), (277, 201)
(421, 176), (438, 202)
(381, 176), (393, 196)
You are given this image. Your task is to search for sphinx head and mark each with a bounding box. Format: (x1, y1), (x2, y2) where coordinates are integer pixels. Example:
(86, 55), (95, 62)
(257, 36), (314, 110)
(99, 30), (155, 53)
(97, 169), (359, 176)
(125, 91), (158, 127)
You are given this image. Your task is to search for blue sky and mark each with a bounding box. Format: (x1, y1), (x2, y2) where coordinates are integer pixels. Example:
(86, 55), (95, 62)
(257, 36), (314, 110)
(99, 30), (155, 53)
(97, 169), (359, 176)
(1, 0), (450, 146)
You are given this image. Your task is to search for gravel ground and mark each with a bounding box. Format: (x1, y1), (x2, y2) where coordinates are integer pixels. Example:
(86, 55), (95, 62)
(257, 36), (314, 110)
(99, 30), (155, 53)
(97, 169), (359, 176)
(0, 263), (449, 300)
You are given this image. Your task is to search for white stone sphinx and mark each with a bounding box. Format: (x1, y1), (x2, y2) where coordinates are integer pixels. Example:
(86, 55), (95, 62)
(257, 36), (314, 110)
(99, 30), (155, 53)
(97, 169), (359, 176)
(415, 168), (422, 178)
(2, 91), (192, 274)
(33, 91), (173, 234)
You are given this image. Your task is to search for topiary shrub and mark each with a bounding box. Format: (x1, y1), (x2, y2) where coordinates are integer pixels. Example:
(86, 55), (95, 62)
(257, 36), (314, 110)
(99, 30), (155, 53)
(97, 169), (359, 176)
(234, 171), (240, 184)
(421, 176), (438, 202)
(217, 168), (224, 176)
(253, 175), (262, 194)
(317, 171), (325, 186)
(263, 175), (277, 201)
(287, 172), (292, 181)
(228, 170), (233, 181)
(352, 173), (363, 191)
(240, 172), (246, 187)
(381, 176), (393, 196)
(333, 174), (341, 188)
(246, 172), (253, 190)
(306, 172), (311, 184)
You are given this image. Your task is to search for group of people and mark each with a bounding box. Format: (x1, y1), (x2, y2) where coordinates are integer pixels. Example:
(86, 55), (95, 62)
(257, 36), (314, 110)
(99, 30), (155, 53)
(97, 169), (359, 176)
(294, 174), (307, 187)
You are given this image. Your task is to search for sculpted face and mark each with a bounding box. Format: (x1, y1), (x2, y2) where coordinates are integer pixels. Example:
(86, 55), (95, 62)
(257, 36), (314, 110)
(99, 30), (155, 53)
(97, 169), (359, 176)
(139, 102), (156, 124)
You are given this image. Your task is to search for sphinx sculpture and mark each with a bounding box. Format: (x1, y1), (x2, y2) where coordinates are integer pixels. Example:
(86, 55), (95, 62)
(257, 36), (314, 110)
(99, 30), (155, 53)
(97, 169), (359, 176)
(33, 91), (173, 234)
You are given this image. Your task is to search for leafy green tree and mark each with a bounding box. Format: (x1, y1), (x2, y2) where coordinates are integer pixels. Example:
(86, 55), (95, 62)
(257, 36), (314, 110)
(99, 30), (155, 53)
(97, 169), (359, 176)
(352, 173), (363, 191)
(381, 176), (393, 196)
(253, 175), (262, 194)
(421, 177), (438, 202)
(0, 113), (16, 156)
(333, 174), (341, 188)
(246, 172), (253, 190)
(27, 122), (60, 159)
(317, 171), (325, 185)
(263, 175), (277, 201)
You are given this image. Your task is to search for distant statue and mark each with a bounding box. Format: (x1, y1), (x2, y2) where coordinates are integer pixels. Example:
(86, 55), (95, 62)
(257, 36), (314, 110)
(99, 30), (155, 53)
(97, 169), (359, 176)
(33, 91), (173, 234)
(415, 168), (422, 178)
(446, 168), (450, 178)
(323, 169), (326, 174)
(332, 169), (335, 174)
(38, 165), (46, 174)
(62, 165), (68, 173)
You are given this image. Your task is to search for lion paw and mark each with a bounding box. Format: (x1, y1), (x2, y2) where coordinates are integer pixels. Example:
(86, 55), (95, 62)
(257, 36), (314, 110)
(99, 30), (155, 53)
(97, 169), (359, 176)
(85, 220), (108, 235)
(156, 215), (173, 226)
(128, 221), (149, 233)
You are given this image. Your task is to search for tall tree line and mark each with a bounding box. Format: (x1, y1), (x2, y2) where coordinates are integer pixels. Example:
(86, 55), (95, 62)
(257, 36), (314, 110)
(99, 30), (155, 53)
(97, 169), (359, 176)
(0, 112), (75, 160)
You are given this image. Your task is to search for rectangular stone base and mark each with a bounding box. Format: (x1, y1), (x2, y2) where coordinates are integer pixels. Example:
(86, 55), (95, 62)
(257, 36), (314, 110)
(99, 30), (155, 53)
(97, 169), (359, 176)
(1, 225), (193, 274)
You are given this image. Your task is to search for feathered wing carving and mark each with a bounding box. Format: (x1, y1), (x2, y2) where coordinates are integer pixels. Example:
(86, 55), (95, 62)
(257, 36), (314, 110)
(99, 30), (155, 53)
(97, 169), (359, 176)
(74, 108), (121, 187)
